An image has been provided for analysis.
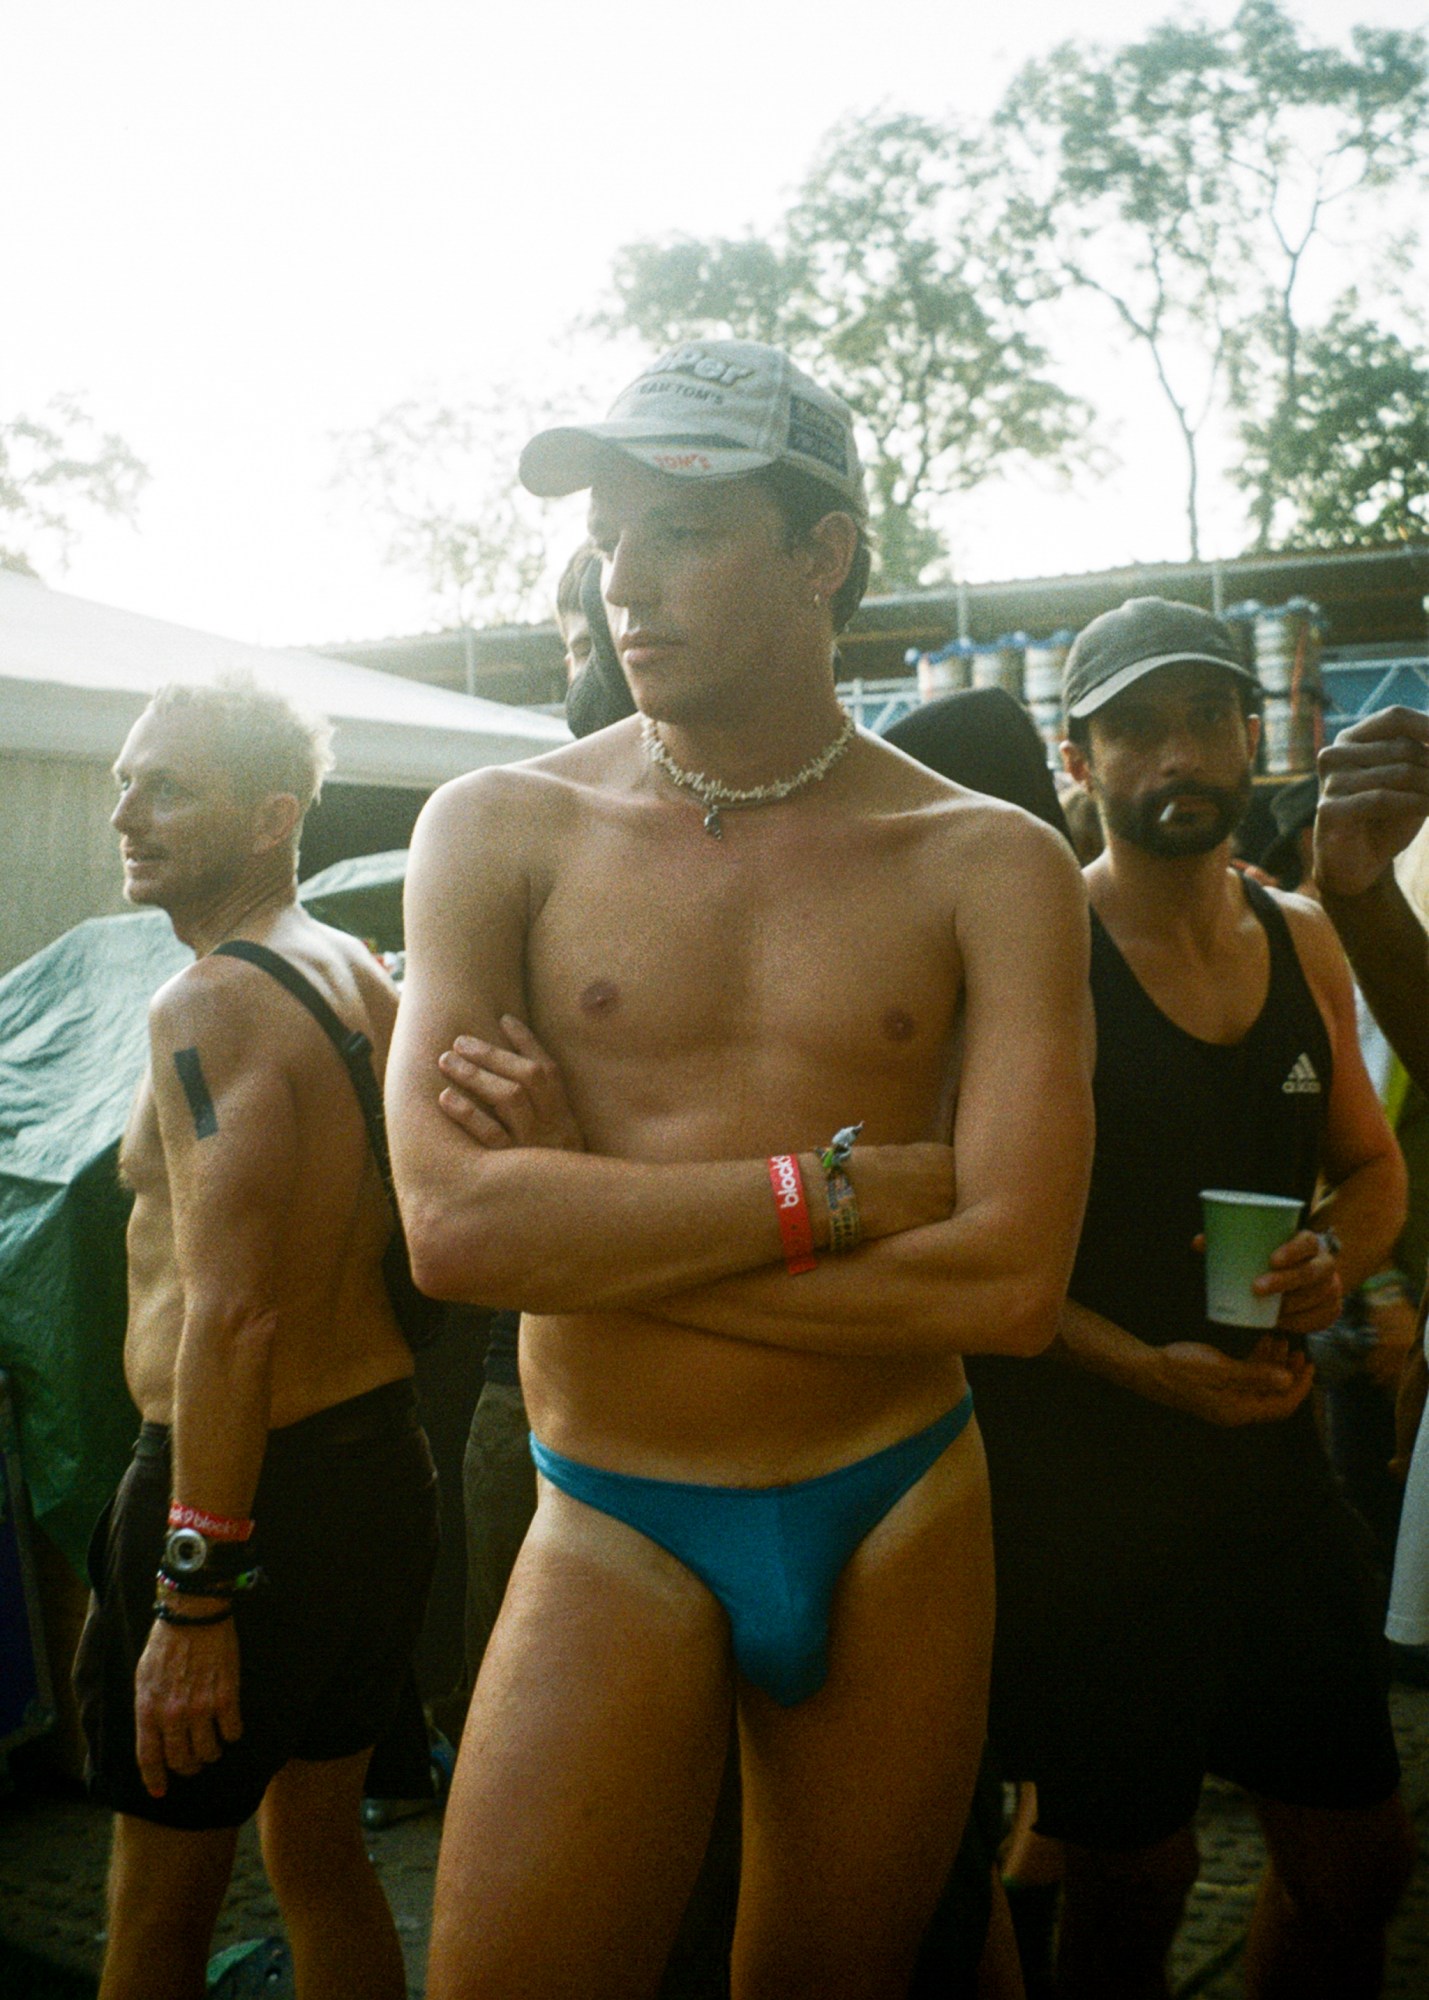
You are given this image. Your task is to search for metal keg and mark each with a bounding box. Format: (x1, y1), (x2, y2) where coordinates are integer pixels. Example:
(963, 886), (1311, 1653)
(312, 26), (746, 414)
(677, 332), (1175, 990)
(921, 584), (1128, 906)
(1260, 695), (1318, 775)
(1024, 628), (1074, 705)
(971, 635), (1026, 699)
(917, 640), (972, 701)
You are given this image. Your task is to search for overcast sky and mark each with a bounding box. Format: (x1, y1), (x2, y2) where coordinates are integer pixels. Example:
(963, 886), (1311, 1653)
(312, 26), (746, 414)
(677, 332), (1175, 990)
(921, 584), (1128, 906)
(4, 0), (1426, 649)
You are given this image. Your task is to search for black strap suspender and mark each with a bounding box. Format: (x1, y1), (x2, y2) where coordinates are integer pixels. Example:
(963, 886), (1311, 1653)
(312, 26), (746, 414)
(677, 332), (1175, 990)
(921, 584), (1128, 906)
(210, 939), (400, 1217)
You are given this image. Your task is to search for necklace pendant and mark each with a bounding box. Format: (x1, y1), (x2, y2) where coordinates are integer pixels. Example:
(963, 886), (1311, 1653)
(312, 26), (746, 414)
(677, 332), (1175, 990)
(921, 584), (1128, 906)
(703, 805), (723, 838)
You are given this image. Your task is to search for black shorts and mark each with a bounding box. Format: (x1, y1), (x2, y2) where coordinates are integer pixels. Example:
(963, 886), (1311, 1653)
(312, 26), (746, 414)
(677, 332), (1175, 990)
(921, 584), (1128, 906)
(74, 1380), (440, 1831)
(988, 1487), (1401, 1852)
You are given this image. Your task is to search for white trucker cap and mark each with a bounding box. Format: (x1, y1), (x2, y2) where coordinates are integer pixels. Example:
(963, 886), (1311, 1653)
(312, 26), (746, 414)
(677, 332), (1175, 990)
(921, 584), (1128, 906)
(519, 340), (868, 518)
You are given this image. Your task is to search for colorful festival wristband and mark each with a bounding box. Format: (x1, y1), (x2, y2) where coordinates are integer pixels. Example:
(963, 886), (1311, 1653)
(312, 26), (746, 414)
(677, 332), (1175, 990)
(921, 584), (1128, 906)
(768, 1154), (817, 1275)
(168, 1503), (254, 1543)
(820, 1123), (865, 1255)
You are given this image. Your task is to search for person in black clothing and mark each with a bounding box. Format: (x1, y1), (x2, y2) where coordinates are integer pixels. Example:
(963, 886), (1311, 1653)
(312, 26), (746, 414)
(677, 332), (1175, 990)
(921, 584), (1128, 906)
(885, 685), (1070, 843)
(971, 599), (1414, 2000)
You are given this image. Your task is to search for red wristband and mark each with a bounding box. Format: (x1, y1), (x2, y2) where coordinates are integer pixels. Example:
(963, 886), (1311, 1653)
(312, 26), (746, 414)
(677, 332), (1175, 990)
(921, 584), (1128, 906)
(168, 1502), (254, 1543)
(768, 1154), (817, 1275)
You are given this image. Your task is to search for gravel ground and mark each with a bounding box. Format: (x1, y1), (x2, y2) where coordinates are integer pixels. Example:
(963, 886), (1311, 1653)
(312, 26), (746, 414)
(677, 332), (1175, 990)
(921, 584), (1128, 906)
(2, 1684), (1427, 1998)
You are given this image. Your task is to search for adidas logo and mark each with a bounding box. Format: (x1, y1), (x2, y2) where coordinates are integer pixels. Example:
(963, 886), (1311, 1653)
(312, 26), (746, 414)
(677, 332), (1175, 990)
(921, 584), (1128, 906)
(1282, 1054), (1321, 1095)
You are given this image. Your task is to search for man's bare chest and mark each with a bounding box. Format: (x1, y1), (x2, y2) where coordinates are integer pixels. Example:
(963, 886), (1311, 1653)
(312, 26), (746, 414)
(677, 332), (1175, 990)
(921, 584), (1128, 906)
(117, 1071), (167, 1202)
(526, 821), (964, 1075)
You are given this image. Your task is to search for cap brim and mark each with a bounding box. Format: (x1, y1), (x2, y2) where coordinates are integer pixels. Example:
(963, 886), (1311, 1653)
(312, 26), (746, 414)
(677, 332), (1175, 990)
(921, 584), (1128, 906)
(519, 422), (775, 497)
(1067, 651), (1261, 720)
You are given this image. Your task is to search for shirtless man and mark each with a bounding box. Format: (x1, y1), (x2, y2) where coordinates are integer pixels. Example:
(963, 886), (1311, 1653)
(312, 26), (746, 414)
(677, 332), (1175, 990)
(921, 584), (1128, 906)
(972, 600), (1414, 2000)
(74, 682), (438, 2000)
(385, 340), (1095, 2000)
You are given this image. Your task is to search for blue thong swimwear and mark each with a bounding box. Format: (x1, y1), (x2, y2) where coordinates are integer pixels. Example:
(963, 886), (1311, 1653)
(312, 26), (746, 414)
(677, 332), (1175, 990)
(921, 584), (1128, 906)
(529, 1389), (975, 1707)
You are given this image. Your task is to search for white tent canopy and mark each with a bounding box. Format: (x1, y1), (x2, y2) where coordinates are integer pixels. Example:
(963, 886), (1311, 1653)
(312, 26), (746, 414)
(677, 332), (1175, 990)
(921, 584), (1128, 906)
(0, 571), (568, 786)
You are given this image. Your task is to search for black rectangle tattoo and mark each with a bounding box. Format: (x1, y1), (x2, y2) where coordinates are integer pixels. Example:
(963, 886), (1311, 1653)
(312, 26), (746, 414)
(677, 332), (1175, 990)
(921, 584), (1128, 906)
(173, 1047), (218, 1139)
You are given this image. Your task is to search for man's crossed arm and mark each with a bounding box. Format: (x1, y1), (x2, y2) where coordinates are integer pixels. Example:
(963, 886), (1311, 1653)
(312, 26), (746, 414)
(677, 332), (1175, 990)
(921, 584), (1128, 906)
(388, 777), (1094, 1359)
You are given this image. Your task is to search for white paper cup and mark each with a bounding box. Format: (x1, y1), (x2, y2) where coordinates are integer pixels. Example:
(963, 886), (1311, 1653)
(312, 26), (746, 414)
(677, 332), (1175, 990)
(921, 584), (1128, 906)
(1201, 1189), (1304, 1329)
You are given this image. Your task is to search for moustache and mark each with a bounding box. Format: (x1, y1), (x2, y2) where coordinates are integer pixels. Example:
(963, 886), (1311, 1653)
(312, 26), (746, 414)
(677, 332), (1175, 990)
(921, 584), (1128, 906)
(1145, 781), (1242, 816)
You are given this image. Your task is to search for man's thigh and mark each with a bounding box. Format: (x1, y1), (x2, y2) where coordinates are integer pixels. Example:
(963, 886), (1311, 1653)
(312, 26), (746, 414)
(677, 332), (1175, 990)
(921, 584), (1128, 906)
(428, 1481), (734, 2000)
(461, 1380), (536, 1679)
(732, 1421), (995, 2000)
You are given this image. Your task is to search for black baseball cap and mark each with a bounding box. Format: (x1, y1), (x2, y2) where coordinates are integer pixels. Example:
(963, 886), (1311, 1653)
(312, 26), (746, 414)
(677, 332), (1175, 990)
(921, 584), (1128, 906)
(1064, 597), (1260, 721)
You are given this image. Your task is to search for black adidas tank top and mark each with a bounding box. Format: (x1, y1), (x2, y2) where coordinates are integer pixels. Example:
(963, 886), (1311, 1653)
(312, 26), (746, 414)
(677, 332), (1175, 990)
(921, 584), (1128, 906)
(1071, 876), (1332, 1352)
(970, 876), (1336, 1519)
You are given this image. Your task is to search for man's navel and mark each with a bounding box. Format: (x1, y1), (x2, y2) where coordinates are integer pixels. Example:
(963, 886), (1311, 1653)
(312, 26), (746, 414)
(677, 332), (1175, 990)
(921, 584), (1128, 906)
(579, 979), (620, 1016)
(882, 1007), (917, 1043)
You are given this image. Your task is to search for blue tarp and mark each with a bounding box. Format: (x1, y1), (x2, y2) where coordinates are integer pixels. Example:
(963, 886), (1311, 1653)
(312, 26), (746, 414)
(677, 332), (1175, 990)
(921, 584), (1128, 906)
(298, 849), (407, 953)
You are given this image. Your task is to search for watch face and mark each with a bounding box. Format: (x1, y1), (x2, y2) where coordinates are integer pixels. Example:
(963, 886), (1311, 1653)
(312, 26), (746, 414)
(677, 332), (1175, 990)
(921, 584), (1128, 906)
(165, 1526), (209, 1574)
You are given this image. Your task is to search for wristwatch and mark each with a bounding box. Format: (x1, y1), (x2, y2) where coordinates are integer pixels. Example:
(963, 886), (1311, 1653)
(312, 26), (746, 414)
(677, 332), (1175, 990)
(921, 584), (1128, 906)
(162, 1525), (212, 1576)
(161, 1526), (248, 1584)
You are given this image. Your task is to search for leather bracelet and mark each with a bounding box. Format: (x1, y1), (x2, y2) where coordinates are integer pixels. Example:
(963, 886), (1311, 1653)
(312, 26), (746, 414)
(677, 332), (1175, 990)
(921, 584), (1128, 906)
(153, 1599), (235, 1628)
(768, 1154), (817, 1274)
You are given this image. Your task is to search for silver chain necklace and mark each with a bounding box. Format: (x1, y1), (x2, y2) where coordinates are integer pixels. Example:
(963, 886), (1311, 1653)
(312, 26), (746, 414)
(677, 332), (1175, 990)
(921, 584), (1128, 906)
(640, 706), (856, 838)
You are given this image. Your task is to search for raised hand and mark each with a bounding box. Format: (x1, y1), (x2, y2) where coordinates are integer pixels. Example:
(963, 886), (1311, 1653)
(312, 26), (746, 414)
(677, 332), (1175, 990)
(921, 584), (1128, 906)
(1315, 707), (1429, 900)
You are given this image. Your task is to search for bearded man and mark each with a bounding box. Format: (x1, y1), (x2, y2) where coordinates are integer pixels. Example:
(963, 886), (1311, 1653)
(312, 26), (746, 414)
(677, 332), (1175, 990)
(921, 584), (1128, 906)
(971, 599), (1414, 2000)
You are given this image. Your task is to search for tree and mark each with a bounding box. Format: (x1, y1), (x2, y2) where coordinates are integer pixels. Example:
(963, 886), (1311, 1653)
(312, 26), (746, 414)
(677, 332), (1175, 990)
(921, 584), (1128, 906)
(0, 396), (147, 578)
(999, 18), (1245, 562)
(1222, 2), (1429, 547)
(332, 394), (554, 645)
(999, 1), (1429, 558)
(1235, 299), (1429, 547)
(602, 111), (1087, 592)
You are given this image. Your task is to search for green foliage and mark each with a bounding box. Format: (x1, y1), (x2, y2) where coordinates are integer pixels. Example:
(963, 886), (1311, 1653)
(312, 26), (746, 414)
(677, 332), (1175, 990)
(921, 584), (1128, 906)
(601, 110), (1087, 593)
(1222, 2), (1429, 546)
(999, 0), (1429, 559)
(0, 396), (147, 578)
(606, 236), (803, 351)
(1235, 300), (1429, 547)
(332, 395), (552, 629)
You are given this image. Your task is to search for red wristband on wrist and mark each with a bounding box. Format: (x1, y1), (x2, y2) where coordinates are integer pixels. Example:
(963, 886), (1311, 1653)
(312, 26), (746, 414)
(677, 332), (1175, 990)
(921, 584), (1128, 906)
(768, 1154), (817, 1275)
(168, 1503), (254, 1543)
